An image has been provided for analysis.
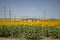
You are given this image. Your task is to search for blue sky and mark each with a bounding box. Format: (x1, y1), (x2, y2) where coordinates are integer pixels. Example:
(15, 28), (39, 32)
(0, 0), (60, 19)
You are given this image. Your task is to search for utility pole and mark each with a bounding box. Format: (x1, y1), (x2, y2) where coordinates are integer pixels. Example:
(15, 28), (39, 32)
(14, 16), (16, 21)
(42, 8), (45, 20)
(43, 9), (45, 19)
(4, 6), (6, 20)
(41, 8), (43, 20)
(9, 10), (11, 20)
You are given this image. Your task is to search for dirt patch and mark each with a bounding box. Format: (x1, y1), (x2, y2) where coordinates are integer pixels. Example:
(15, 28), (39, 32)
(0, 37), (28, 40)
(44, 37), (59, 40)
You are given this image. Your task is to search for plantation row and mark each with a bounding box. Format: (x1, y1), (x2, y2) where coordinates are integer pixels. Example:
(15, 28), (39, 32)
(0, 25), (60, 40)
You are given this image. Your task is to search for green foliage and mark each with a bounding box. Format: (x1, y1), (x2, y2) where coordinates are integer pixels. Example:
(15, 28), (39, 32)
(47, 27), (60, 39)
(0, 25), (60, 39)
(0, 26), (2, 37)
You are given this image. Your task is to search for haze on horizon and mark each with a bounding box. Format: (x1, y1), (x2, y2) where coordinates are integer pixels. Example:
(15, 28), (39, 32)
(0, 0), (60, 19)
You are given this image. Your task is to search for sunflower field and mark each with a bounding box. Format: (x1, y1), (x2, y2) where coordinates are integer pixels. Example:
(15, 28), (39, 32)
(0, 20), (60, 27)
(0, 20), (60, 40)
